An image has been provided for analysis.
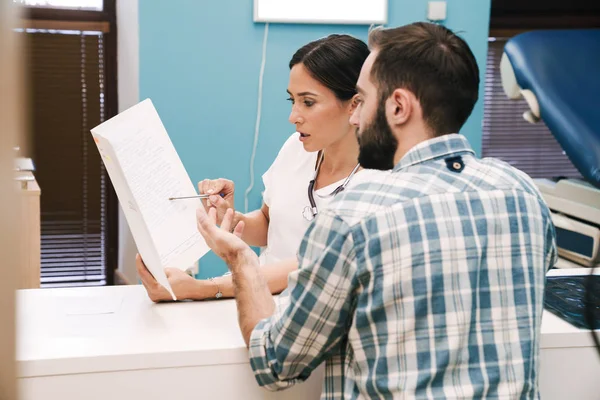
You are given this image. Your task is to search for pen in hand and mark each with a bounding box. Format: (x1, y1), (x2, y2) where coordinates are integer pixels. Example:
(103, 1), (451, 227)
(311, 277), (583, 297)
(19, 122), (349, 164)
(168, 193), (225, 201)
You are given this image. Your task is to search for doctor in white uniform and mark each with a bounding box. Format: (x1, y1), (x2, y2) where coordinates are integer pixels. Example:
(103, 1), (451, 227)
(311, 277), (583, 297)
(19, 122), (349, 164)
(137, 34), (373, 301)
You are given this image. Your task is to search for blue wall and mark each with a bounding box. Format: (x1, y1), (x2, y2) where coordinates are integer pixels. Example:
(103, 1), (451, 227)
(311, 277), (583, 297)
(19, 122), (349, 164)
(139, 0), (491, 278)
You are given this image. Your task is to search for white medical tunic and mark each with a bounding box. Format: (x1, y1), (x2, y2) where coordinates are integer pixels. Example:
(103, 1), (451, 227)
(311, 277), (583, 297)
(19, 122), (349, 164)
(260, 132), (357, 265)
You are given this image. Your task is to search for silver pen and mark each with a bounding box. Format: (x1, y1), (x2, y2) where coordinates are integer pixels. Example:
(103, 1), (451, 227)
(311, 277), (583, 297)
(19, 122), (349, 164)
(168, 193), (225, 201)
(168, 194), (210, 201)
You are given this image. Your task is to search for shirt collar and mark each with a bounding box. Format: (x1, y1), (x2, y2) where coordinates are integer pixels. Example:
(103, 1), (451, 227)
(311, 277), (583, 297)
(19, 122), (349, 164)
(393, 134), (475, 172)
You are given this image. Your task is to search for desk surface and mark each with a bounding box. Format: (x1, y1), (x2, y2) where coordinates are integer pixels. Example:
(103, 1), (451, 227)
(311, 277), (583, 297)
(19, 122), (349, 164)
(17, 268), (599, 379)
(17, 284), (250, 378)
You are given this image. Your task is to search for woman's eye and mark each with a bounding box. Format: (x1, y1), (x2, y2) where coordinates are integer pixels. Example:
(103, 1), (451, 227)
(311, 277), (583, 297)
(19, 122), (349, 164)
(304, 100), (315, 107)
(286, 97), (294, 104)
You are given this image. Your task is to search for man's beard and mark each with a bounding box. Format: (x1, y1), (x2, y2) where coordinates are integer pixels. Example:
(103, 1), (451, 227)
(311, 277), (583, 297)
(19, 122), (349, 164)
(356, 102), (398, 170)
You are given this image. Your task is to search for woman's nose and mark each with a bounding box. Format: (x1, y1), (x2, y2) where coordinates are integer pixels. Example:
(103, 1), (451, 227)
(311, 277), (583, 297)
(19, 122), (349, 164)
(288, 107), (304, 125)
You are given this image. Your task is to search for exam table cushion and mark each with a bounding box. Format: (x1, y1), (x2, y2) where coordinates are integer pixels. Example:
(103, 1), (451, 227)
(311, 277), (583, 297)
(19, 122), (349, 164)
(503, 30), (600, 187)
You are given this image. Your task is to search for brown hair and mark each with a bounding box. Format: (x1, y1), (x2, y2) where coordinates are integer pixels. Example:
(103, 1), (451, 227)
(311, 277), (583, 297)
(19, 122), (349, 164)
(368, 22), (480, 135)
(290, 34), (369, 101)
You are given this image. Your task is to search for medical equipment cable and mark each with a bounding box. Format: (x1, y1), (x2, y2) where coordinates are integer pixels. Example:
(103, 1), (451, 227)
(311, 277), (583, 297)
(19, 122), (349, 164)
(244, 22), (269, 213)
(585, 265), (600, 357)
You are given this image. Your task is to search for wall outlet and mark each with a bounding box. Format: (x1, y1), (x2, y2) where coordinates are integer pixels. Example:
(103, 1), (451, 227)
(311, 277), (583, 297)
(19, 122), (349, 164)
(428, 1), (447, 21)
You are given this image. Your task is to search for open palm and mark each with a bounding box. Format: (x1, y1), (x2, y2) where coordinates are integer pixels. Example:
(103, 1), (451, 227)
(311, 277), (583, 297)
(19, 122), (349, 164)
(196, 207), (255, 267)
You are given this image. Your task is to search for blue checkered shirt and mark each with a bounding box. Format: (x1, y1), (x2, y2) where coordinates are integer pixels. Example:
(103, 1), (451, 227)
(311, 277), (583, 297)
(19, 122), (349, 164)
(249, 134), (557, 399)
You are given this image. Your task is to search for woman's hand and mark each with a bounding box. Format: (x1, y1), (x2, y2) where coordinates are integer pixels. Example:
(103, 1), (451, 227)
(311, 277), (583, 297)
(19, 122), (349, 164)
(198, 178), (235, 226)
(136, 254), (203, 302)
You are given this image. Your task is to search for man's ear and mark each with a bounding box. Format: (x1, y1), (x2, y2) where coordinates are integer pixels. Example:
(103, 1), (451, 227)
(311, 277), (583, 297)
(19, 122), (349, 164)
(386, 88), (412, 127)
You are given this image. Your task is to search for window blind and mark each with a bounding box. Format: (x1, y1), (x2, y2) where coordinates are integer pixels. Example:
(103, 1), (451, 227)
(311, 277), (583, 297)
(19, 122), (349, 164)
(24, 29), (110, 287)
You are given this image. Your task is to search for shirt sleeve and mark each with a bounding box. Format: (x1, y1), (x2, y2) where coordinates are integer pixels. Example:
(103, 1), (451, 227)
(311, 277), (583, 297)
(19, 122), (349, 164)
(544, 211), (558, 270)
(261, 132), (298, 207)
(248, 209), (359, 391)
(261, 163), (275, 207)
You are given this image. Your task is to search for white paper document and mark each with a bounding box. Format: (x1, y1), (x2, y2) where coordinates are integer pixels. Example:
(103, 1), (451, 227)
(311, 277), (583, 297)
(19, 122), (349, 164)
(91, 99), (209, 300)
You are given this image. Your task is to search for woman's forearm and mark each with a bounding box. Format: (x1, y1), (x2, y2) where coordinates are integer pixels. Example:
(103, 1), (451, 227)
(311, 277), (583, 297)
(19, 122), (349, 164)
(201, 258), (298, 299)
(235, 208), (269, 247)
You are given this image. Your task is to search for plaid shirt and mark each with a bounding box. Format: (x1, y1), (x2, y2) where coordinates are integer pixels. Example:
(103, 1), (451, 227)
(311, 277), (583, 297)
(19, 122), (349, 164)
(249, 134), (557, 399)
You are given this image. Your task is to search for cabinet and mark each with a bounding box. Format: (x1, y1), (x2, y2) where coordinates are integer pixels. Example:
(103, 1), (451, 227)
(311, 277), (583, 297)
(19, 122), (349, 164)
(16, 168), (41, 289)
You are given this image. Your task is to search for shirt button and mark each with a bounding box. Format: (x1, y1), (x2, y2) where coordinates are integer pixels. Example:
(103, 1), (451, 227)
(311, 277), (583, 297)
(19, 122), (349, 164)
(445, 156), (465, 172)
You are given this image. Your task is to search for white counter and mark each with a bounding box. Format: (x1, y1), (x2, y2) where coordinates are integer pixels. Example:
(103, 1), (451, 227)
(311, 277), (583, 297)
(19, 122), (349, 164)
(17, 268), (599, 400)
(17, 284), (323, 400)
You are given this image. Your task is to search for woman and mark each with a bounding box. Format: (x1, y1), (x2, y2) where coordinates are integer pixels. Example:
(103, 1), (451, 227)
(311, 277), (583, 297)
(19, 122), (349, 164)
(137, 34), (370, 301)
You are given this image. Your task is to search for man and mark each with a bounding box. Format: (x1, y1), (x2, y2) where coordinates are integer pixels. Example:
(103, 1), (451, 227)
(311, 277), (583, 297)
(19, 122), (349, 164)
(196, 22), (557, 399)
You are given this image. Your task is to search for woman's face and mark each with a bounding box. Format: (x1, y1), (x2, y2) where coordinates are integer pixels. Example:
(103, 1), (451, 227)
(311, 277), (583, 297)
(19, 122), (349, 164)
(287, 63), (355, 152)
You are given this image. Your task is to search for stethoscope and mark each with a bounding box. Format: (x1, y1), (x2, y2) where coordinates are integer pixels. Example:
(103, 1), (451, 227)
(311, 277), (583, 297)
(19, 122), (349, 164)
(302, 151), (361, 221)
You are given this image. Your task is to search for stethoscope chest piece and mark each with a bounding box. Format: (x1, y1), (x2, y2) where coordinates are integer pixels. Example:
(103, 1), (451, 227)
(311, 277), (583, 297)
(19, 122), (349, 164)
(302, 205), (316, 221)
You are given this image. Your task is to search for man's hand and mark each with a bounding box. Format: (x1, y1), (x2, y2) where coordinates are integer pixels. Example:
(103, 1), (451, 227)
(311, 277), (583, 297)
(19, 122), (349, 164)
(196, 207), (258, 270)
(136, 254), (200, 302)
(197, 206), (273, 346)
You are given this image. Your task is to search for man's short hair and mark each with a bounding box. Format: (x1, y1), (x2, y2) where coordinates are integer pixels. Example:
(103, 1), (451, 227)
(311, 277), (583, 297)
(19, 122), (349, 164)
(368, 22), (480, 136)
